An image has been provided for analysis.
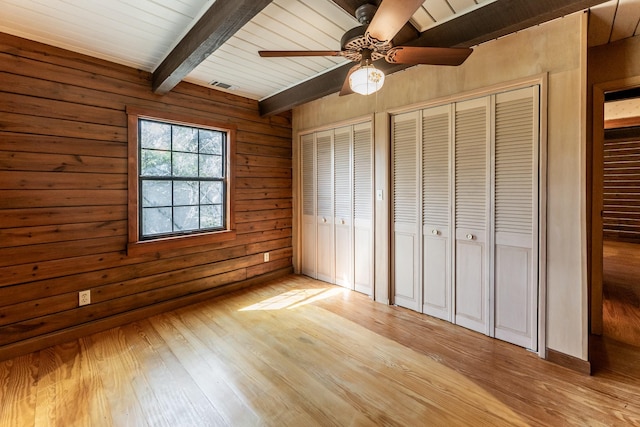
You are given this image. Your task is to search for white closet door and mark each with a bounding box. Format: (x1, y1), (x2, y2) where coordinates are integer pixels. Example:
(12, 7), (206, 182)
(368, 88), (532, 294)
(301, 133), (316, 278)
(454, 97), (490, 334)
(422, 105), (452, 321)
(493, 86), (539, 350)
(334, 126), (353, 289)
(393, 111), (421, 311)
(353, 122), (374, 295)
(316, 130), (334, 283)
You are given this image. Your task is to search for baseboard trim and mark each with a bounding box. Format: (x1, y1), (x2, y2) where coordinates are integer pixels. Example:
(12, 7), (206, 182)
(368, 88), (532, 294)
(0, 267), (293, 362)
(546, 348), (592, 375)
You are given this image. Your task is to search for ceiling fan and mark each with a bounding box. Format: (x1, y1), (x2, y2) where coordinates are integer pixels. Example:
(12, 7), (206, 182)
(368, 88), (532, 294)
(259, 0), (473, 96)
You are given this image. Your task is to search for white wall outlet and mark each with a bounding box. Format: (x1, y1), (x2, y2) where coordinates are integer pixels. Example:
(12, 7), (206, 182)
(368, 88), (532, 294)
(264, 252), (270, 262)
(79, 290), (91, 306)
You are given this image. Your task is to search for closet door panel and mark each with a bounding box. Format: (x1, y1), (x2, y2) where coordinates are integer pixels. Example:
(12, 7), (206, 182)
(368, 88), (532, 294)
(422, 105), (452, 320)
(301, 133), (316, 278)
(455, 230), (486, 327)
(316, 130), (334, 283)
(353, 122), (374, 295)
(395, 229), (417, 301)
(493, 86), (538, 350)
(334, 126), (353, 288)
(423, 234), (448, 311)
(393, 112), (421, 311)
(454, 98), (490, 334)
(495, 241), (531, 339)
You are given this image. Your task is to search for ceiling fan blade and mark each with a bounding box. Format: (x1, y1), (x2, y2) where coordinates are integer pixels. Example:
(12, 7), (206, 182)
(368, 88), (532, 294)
(366, 0), (425, 45)
(259, 50), (343, 57)
(385, 46), (473, 66)
(339, 65), (358, 96)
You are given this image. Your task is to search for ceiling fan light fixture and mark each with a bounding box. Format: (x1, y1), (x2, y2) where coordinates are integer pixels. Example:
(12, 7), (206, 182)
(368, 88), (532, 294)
(349, 65), (385, 95)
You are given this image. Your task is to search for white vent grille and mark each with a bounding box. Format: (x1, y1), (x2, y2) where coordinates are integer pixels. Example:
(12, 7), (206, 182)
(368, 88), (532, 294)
(334, 129), (351, 218)
(393, 115), (418, 223)
(209, 81), (234, 90)
(316, 133), (333, 217)
(354, 126), (372, 220)
(495, 97), (534, 233)
(455, 106), (487, 230)
(302, 133), (315, 216)
(423, 112), (450, 227)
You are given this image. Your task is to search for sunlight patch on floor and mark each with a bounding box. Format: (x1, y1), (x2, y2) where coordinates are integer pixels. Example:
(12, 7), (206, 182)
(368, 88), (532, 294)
(238, 288), (345, 311)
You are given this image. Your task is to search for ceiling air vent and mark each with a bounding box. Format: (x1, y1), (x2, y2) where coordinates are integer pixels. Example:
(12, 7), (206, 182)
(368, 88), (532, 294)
(209, 80), (235, 90)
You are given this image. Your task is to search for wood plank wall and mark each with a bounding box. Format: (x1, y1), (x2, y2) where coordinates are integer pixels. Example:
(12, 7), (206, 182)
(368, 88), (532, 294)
(0, 33), (293, 360)
(603, 128), (640, 242)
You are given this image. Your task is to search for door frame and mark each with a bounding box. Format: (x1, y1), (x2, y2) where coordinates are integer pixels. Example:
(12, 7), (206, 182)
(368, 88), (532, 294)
(590, 76), (640, 336)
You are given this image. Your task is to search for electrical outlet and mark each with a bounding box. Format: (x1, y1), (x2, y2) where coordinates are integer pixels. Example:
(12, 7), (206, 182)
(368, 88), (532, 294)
(263, 252), (270, 262)
(79, 290), (91, 306)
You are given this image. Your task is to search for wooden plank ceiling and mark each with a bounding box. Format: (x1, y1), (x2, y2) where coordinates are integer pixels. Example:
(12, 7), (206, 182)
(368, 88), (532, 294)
(0, 0), (637, 115)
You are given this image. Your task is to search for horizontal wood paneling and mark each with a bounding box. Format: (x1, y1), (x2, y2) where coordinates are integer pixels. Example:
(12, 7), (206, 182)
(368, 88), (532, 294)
(0, 33), (292, 360)
(603, 134), (640, 242)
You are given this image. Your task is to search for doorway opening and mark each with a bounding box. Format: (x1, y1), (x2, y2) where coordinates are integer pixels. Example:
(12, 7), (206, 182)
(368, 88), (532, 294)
(591, 84), (640, 378)
(600, 88), (640, 347)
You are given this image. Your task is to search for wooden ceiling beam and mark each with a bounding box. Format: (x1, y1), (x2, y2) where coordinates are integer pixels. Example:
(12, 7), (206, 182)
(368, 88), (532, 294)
(409, 0), (610, 48)
(258, 0), (609, 116)
(153, 0), (273, 94)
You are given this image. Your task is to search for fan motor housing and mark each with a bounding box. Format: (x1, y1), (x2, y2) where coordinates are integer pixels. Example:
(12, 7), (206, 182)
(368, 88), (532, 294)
(340, 25), (387, 62)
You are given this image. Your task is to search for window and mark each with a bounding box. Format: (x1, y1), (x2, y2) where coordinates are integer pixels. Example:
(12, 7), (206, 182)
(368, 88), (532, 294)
(127, 107), (235, 254)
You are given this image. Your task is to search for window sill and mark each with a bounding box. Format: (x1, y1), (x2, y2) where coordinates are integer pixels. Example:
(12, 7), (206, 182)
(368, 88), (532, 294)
(127, 229), (236, 257)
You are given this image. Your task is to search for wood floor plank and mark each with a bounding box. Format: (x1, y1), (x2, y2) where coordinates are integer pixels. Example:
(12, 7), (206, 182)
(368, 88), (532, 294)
(85, 329), (149, 427)
(2, 274), (640, 426)
(186, 304), (328, 425)
(0, 353), (38, 426)
(149, 311), (255, 426)
(603, 240), (640, 347)
(119, 320), (222, 426)
(33, 340), (111, 426)
(166, 306), (290, 424)
(202, 295), (378, 426)
(76, 337), (113, 427)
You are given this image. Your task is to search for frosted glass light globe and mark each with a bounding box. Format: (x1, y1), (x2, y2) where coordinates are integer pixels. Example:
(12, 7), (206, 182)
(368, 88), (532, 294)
(349, 65), (385, 95)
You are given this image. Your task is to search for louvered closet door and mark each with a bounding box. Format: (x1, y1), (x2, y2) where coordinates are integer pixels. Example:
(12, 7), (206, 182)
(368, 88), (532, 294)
(454, 97), (490, 334)
(301, 133), (316, 278)
(422, 105), (452, 321)
(393, 111), (421, 311)
(334, 126), (353, 289)
(353, 122), (373, 295)
(493, 86), (539, 350)
(316, 130), (334, 283)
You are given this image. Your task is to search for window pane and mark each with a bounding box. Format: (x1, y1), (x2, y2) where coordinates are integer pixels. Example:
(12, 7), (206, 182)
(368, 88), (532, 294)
(174, 181), (199, 206)
(201, 181), (223, 204)
(137, 117), (228, 240)
(200, 154), (223, 178)
(200, 130), (223, 155)
(201, 204), (223, 228)
(173, 125), (198, 153)
(140, 121), (171, 150)
(142, 180), (172, 207)
(173, 152), (198, 177)
(142, 207), (172, 235)
(174, 206), (199, 231)
(141, 149), (171, 176)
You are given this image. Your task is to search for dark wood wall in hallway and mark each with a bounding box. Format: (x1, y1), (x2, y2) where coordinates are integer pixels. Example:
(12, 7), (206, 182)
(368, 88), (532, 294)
(0, 33), (293, 360)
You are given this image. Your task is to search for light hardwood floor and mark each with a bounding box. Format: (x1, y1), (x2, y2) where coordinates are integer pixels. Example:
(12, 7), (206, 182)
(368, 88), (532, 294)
(603, 240), (640, 347)
(2, 274), (640, 426)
